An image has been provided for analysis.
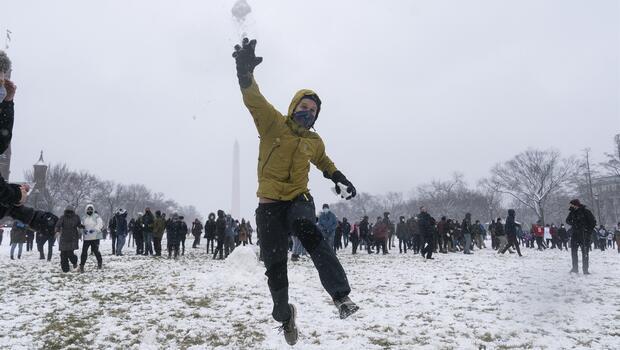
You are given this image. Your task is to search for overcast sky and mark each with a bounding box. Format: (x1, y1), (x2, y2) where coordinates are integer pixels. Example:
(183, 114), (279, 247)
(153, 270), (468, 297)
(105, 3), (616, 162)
(2, 0), (619, 219)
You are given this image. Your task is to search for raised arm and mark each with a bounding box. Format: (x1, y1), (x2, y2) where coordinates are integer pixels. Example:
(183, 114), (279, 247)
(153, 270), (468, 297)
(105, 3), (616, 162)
(233, 38), (282, 136)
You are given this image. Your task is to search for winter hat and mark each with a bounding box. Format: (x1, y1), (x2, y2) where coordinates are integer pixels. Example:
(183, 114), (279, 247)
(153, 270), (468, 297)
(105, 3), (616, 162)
(570, 199), (582, 207)
(65, 205), (75, 212)
(86, 204), (94, 212)
(322, 204), (329, 209)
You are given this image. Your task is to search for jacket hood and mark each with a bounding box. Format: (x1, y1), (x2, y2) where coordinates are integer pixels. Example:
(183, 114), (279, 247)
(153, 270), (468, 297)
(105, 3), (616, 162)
(508, 209), (515, 217)
(86, 204), (95, 212)
(65, 205), (75, 213)
(287, 89), (322, 118)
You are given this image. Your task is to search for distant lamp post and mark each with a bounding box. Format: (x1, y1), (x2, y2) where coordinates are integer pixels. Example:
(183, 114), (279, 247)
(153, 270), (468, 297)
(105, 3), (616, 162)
(593, 193), (602, 225)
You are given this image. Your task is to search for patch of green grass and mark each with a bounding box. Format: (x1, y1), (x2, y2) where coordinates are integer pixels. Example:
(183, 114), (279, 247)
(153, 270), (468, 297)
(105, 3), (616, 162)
(183, 296), (212, 308)
(369, 337), (397, 349)
(38, 312), (95, 350)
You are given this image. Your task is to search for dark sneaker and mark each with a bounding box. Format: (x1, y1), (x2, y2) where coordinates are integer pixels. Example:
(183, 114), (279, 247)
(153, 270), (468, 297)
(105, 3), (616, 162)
(569, 268), (578, 274)
(583, 271), (590, 275)
(279, 304), (298, 346)
(79, 265), (84, 273)
(334, 296), (359, 319)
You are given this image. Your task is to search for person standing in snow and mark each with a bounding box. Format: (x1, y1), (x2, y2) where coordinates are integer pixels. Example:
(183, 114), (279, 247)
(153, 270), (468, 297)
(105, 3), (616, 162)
(191, 218), (203, 248)
(152, 211), (166, 256)
(108, 216), (117, 256)
(166, 213), (182, 259)
(55, 206), (82, 273)
(142, 208), (155, 256)
(396, 216), (410, 254)
(318, 204), (338, 253)
(10, 220), (26, 260)
(113, 209), (128, 256)
(204, 213), (217, 254)
(213, 210), (226, 260)
(462, 213), (473, 255)
(499, 209), (522, 257)
(566, 199), (596, 274)
(36, 221), (55, 261)
(133, 213), (144, 255)
(232, 37), (358, 345)
(79, 204), (104, 272)
(418, 207), (435, 260)
(373, 216), (389, 254)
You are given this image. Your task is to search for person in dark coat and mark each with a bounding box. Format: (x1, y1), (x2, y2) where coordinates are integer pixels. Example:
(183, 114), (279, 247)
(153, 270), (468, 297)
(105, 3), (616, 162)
(499, 209), (522, 256)
(396, 216), (410, 253)
(166, 213), (182, 259)
(54, 206), (82, 272)
(152, 211), (166, 256)
(204, 213), (217, 254)
(557, 224), (569, 251)
(566, 199), (597, 274)
(359, 216), (371, 254)
(133, 213), (144, 255)
(418, 206), (435, 260)
(341, 217), (351, 248)
(36, 221), (55, 261)
(178, 215), (188, 255)
(142, 208), (155, 256)
(213, 210), (226, 260)
(108, 216), (117, 256)
(10, 220), (27, 259)
(191, 218), (203, 248)
(113, 209), (129, 256)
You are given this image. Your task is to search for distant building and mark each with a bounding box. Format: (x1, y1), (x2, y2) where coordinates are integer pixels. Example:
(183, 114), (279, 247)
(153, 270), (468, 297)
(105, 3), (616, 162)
(591, 175), (620, 226)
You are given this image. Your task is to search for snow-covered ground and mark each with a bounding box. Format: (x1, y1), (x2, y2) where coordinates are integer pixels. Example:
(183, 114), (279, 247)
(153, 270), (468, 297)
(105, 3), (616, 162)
(1, 238), (619, 350)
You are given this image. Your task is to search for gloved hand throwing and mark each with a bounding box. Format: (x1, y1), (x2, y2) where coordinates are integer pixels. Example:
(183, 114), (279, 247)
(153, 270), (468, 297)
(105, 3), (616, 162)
(232, 38), (263, 88)
(324, 170), (357, 200)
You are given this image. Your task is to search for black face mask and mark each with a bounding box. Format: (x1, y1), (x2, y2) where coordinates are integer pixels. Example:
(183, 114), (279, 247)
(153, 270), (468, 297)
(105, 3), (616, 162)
(87, 210), (93, 215)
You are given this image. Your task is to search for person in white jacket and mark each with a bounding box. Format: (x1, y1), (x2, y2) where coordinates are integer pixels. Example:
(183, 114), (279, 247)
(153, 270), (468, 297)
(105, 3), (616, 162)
(80, 204), (104, 272)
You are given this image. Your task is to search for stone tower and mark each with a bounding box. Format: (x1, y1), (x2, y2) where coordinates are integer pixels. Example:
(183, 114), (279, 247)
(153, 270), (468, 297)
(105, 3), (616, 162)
(232, 140), (240, 218)
(31, 151), (48, 209)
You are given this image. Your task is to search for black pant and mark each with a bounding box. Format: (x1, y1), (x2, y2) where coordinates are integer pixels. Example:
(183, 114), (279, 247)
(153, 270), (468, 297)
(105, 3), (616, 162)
(135, 235), (144, 254)
(167, 241), (180, 258)
(535, 237), (546, 249)
(500, 234), (522, 256)
(153, 236), (162, 256)
(421, 235), (433, 259)
(413, 235), (422, 254)
(180, 238), (186, 255)
(110, 233), (117, 254)
(206, 238), (215, 253)
(256, 194), (351, 323)
(80, 240), (102, 268)
(213, 238), (224, 259)
(375, 238), (388, 254)
(571, 233), (590, 273)
(192, 234), (200, 248)
(351, 237), (359, 254)
(37, 235), (54, 260)
(398, 238), (408, 253)
(26, 236), (34, 251)
(60, 250), (78, 272)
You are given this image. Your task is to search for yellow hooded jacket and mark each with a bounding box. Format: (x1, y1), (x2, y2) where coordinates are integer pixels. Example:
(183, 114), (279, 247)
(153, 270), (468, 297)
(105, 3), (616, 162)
(242, 78), (338, 201)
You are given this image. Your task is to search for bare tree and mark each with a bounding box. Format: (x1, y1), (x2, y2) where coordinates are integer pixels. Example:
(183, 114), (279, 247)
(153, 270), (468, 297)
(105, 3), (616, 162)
(485, 149), (579, 224)
(599, 135), (620, 177)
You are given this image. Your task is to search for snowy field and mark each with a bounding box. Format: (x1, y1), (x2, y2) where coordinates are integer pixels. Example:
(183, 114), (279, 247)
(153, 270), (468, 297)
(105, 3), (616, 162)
(1, 239), (619, 350)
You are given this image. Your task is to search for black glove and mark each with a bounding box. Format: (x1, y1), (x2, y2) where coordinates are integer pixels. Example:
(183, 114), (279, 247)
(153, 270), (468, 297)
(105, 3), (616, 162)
(232, 38), (263, 88)
(324, 170), (357, 200)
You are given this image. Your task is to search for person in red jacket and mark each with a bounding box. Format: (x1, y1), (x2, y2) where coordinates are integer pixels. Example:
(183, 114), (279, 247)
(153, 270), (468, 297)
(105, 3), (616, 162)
(532, 221), (545, 250)
(373, 217), (389, 254)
